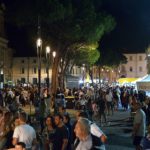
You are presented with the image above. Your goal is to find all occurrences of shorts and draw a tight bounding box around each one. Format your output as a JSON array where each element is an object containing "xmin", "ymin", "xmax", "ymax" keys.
[{"xmin": 133, "ymin": 136, "xmax": 143, "ymax": 146}]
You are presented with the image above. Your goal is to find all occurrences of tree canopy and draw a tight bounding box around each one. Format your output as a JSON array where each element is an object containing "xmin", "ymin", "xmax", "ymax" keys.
[
  {"xmin": 4, "ymin": 0, "xmax": 116, "ymax": 91},
  {"xmin": 4, "ymin": 0, "xmax": 115, "ymax": 58}
]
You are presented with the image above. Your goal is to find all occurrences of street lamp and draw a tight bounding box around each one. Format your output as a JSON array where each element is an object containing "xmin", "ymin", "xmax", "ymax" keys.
[
  {"xmin": 36, "ymin": 38, "xmax": 42, "ymax": 98},
  {"xmin": 46, "ymin": 46, "xmax": 51, "ymax": 90},
  {"xmin": 82, "ymin": 64, "xmax": 85, "ymax": 86},
  {"xmin": 52, "ymin": 51, "xmax": 56, "ymax": 59}
]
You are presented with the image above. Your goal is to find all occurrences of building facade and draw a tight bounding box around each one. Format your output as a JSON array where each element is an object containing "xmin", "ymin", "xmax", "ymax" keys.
[
  {"xmin": 119, "ymin": 53, "xmax": 147, "ymax": 78},
  {"xmin": 12, "ymin": 57, "xmax": 52, "ymax": 84},
  {"xmin": 12, "ymin": 57, "xmax": 84, "ymax": 85},
  {"xmin": 0, "ymin": 4, "xmax": 13, "ymax": 86}
]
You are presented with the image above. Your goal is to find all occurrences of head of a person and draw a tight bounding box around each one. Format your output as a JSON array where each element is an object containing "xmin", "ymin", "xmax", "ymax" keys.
[
  {"xmin": 45, "ymin": 115, "xmax": 55, "ymax": 128},
  {"xmin": 75, "ymin": 110, "xmax": 81, "ymax": 120},
  {"xmin": 15, "ymin": 142, "xmax": 26, "ymax": 150},
  {"xmin": 63, "ymin": 114, "xmax": 70, "ymax": 124},
  {"xmin": 74, "ymin": 118, "xmax": 90, "ymax": 140},
  {"xmin": 13, "ymin": 116, "xmax": 20, "ymax": 127},
  {"xmin": 78, "ymin": 111, "xmax": 89, "ymax": 119},
  {"xmin": 58, "ymin": 106, "xmax": 66, "ymax": 113},
  {"xmin": 19, "ymin": 112, "xmax": 28, "ymax": 123},
  {"xmin": 133, "ymin": 102, "xmax": 142, "ymax": 111},
  {"xmin": 4, "ymin": 111, "xmax": 13, "ymax": 122},
  {"xmin": 54, "ymin": 113, "xmax": 63, "ymax": 126}
]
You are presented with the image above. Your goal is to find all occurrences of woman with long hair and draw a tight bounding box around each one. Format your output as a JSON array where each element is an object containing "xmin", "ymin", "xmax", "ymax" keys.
[{"xmin": 42, "ymin": 115, "xmax": 56, "ymax": 150}]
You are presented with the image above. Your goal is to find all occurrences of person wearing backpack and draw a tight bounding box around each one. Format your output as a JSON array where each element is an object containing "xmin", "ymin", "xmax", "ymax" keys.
[
  {"xmin": 74, "ymin": 111, "xmax": 107, "ymax": 150},
  {"xmin": 74, "ymin": 118, "xmax": 103, "ymax": 150}
]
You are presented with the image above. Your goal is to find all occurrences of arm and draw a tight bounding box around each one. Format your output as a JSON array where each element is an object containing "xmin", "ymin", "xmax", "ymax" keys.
[
  {"xmin": 133, "ymin": 112, "xmax": 141, "ymax": 136},
  {"xmin": 12, "ymin": 137, "xmax": 18, "ymax": 146},
  {"xmin": 12, "ymin": 127, "xmax": 19, "ymax": 146},
  {"xmin": 61, "ymin": 138, "xmax": 68, "ymax": 150},
  {"xmin": 133, "ymin": 123, "xmax": 140, "ymax": 136},
  {"xmin": 91, "ymin": 123, "xmax": 107, "ymax": 143},
  {"xmin": 100, "ymin": 134, "xmax": 107, "ymax": 143}
]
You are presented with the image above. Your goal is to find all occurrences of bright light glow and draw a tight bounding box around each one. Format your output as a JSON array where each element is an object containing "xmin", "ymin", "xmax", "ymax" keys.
[
  {"xmin": 36, "ymin": 38, "xmax": 42, "ymax": 47},
  {"xmin": 101, "ymin": 69, "xmax": 104, "ymax": 72},
  {"xmin": 53, "ymin": 51, "xmax": 56, "ymax": 58},
  {"xmin": 79, "ymin": 80, "xmax": 83, "ymax": 84},
  {"xmin": 82, "ymin": 67, "xmax": 85, "ymax": 71},
  {"xmin": 0, "ymin": 70, "xmax": 3, "ymax": 74},
  {"xmin": 46, "ymin": 46, "xmax": 50, "ymax": 54}
]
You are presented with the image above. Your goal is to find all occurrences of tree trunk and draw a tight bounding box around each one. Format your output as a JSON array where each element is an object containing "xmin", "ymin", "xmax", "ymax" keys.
[{"xmin": 51, "ymin": 56, "xmax": 59, "ymax": 96}]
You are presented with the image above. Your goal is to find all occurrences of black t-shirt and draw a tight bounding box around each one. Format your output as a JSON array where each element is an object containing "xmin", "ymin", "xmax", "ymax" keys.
[{"xmin": 53, "ymin": 125, "xmax": 69, "ymax": 150}]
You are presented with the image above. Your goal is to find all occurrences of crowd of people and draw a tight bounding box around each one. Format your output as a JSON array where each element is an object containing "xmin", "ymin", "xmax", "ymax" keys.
[{"xmin": 0, "ymin": 84, "xmax": 149, "ymax": 149}]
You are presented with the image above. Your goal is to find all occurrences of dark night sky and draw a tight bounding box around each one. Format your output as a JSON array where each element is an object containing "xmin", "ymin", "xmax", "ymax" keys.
[
  {"xmin": 3, "ymin": 0, "xmax": 150, "ymax": 55},
  {"xmin": 100, "ymin": 0, "xmax": 150, "ymax": 53}
]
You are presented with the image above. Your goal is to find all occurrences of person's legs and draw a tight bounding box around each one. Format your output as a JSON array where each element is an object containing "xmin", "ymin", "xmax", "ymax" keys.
[{"xmin": 133, "ymin": 136, "xmax": 143, "ymax": 150}]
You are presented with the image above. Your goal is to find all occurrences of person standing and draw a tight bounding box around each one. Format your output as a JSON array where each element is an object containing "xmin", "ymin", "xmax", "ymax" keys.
[
  {"xmin": 53, "ymin": 113, "xmax": 69, "ymax": 150},
  {"xmin": 12, "ymin": 112, "xmax": 37, "ymax": 150},
  {"xmin": 132, "ymin": 102, "xmax": 146, "ymax": 150}
]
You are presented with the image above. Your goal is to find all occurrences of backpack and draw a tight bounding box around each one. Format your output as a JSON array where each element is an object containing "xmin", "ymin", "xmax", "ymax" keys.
[
  {"xmin": 91, "ymin": 134, "xmax": 103, "ymax": 150},
  {"xmin": 74, "ymin": 134, "xmax": 103, "ymax": 150}
]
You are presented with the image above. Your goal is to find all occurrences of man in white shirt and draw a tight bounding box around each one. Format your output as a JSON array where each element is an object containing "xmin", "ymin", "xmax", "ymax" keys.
[
  {"xmin": 105, "ymin": 90, "xmax": 114, "ymax": 115},
  {"xmin": 12, "ymin": 112, "xmax": 37, "ymax": 150},
  {"xmin": 132, "ymin": 102, "xmax": 146, "ymax": 150}
]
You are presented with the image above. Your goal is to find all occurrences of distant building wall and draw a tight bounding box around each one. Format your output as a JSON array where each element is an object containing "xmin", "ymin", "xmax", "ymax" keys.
[
  {"xmin": 0, "ymin": 5, "xmax": 13, "ymax": 85},
  {"xmin": 120, "ymin": 53, "xmax": 147, "ymax": 78}
]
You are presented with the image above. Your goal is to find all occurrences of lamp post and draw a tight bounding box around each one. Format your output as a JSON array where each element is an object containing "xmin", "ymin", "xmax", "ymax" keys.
[
  {"xmin": 46, "ymin": 46, "xmax": 51, "ymax": 90},
  {"xmin": 52, "ymin": 51, "xmax": 56, "ymax": 59},
  {"xmin": 36, "ymin": 38, "xmax": 42, "ymax": 99},
  {"xmin": 82, "ymin": 64, "xmax": 85, "ymax": 86}
]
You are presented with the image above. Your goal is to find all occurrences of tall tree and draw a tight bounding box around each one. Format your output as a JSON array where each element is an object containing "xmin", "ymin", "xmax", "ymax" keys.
[{"xmin": 4, "ymin": 0, "xmax": 115, "ymax": 94}]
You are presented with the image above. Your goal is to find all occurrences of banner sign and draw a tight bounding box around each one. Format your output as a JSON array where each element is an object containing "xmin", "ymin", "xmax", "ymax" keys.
[{"xmin": 137, "ymin": 82, "xmax": 150, "ymax": 91}]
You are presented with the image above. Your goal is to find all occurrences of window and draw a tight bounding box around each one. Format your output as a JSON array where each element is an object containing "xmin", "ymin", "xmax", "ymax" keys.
[
  {"xmin": 121, "ymin": 65, "xmax": 126, "ymax": 72},
  {"xmin": 139, "ymin": 66, "xmax": 142, "ymax": 72},
  {"xmin": 33, "ymin": 67, "xmax": 37, "ymax": 74},
  {"xmin": 21, "ymin": 78, "xmax": 25, "ymax": 83},
  {"xmin": 21, "ymin": 60, "xmax": 25, "ymax": 63},
  {"xmin": 139, "ymin": 56, "xmax": 142, "ymax": 61},
  {"xmin": 33, "ymin": 78, "xmax": 37, "ymax": 84},
  {"xmin": 129, "ymin": 56, "xmax": 132, "ymax": 61},
  {"xmin": 129, "ymin": 67, "xmax": 133, "ymax": 72},
  {"xmin": 21, "ymin": 68, "xmax": 25, "ymax": 74}
]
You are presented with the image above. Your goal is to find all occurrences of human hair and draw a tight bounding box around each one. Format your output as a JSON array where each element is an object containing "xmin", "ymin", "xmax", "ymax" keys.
[
  {"xmin": 16, "ymin": 142, "xmax": 26, "ymax": 148},
  {"xmin": 78, "ymin": 118, "xmax": 90, "ymax": 135},
  {"xmin": 63, "ymin": 113, "xmax": 70, "ymax": 123},
  {"xmin": 46, "ymin": 115, "xmax": 56, "ymax": 128},
  {"xmin": 19, "ymin": 112, "xmax": 28, "ymax": 122},
  {"xmin": 55, "ymin": 113, "xmax": 63, "ymax": 120},
  {"xmin": 78, "ymin": 111, "xmax": 89, "ymax": 119}
]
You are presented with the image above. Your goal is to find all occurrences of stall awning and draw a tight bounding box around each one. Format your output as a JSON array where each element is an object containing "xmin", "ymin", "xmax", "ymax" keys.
[{"xmin": 117, "ymin": 78, "xmax": 139, "ymax": 84}]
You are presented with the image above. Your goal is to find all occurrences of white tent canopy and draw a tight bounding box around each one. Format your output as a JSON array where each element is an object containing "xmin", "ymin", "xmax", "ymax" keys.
[{"xmin": 136, "ymin": 75, "xmax": 150, "ymax": 91}]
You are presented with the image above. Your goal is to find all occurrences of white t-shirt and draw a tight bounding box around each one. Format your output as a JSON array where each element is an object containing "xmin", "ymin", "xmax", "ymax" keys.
[
  {"xmin": 133, "ymin": 109, "xmax": 146, "ymax": 137},
  {"xmin": 13, "ymin": 124, "xmax": 36, "ymax": 148},
  {"xmin": 90, "ymin": 122, "xmax": 103, "ymax": 138}
]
